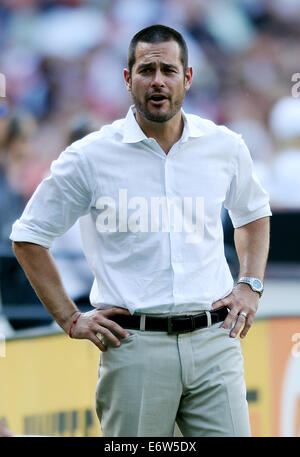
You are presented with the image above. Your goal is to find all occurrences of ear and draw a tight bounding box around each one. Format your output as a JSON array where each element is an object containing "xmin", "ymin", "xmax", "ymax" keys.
[
  {"xmin": 184, "ymin": 67, "xmax": 193, "ymax": 91},
  {"xmin": 124, "ymin": 69, "xmax": 132, "ymax": 92}
]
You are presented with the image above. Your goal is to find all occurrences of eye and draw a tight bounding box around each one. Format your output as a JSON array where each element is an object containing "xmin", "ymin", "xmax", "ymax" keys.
[{"xmin": 164, "ymin": 68, "xmax": 177, "ymax": 74}]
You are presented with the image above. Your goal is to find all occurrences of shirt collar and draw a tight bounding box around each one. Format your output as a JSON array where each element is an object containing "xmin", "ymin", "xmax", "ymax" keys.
[
  {"xmin": 122, "ymin": 106, "xmax": 148, "ymax": 143},
  {"xmin": 122, "ymin": 105, "xmax": 205, "ymax": 144},
  {"xmin": 180, "ymin": 109, "xmax": 206, "ymax": 142}
]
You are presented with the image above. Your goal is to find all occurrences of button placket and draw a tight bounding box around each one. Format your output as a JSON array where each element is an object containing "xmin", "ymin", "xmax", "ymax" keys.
[{"xmin": 164, "ymin": 152, "xmax": 184, "ymax": 303}]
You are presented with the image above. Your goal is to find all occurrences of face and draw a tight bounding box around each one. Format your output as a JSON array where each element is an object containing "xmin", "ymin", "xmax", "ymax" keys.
[{"xmin": 124, "ymin": 41, "xmax": 192, "ymax": 123}]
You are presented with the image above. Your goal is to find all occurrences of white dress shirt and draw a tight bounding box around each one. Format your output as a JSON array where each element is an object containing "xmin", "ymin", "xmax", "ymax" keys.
[{"xmin": 10, "ymin": 106, "xmax": 271, "ymax": 315}]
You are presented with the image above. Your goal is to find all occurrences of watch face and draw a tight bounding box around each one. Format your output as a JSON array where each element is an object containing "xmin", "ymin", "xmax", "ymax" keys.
[{"xmin": 253, "ymin": 279, "xmax": 262, "ymax": 290}]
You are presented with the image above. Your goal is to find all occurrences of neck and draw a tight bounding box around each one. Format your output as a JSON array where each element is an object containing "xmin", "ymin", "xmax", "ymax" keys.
[{"xmin": 134, "ymin": 108, "xmax": 183, "ymax": 154}]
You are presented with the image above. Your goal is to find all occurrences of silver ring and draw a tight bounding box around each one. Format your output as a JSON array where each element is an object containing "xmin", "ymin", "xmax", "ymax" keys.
[
  {"xmin": 96, "ymin": 332, "xmax": 104, "ymax": 342},
  {"xmin": 239, "ymin": 311, "xmax": 248, "ymax": 318}
]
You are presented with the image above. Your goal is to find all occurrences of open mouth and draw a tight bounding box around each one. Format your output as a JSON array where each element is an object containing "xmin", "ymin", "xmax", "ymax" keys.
[{"xmin": 148, "ymin": 94, "xmax": 168, "ymax": 105}]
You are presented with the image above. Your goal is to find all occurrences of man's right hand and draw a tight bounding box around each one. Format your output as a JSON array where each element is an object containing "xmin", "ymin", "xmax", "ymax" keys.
[
  {"xmin": 68, "ymin": 307, "xmax": 132, "ymax": 352},
  {"xmin": 12, "ymin": 242, "xmax": 132, "ymax": 352}
]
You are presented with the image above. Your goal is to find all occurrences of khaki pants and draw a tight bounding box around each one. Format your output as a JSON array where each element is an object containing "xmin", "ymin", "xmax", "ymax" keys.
[{"xmin": 95, "ymin": 321, "xmax": 251, "ymax": 437}]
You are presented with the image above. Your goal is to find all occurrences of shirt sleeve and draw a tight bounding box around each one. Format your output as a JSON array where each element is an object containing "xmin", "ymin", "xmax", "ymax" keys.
[
  {"xmin": 224, "ymin": 136, "xmax": 272, "ymax": 228},
  {"xmin": 10, "ymin": 145, "xmax": 93, "ymax": 248}
]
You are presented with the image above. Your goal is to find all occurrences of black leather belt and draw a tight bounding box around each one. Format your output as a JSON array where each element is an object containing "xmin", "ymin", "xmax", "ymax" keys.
[{"xmin": 110, "ymin": 306, "xmax": 228, "ymax": 335}]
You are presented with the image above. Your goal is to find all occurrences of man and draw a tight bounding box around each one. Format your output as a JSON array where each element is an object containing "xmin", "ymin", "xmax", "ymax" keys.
[{"xmin": 10, "ymin": 25, "xmax": 271, "ymax": 437}]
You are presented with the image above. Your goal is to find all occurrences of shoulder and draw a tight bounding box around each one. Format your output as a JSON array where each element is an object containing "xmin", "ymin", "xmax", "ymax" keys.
[
  {"xmin": 186, "ymin": 113, "xmax": 241, "ymax": 142},
  {"xmin": 69, "ymin": 118, "xmax": 126, "ymax": 153}
]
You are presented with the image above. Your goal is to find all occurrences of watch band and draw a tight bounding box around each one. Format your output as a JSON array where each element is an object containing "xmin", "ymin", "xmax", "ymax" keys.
[{"xmin": 237, "ymin": 276, "xmax": 264, "ymax": 297}]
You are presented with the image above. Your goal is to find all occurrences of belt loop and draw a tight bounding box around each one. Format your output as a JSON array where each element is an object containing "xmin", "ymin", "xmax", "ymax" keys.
[
  {"xmin": 205, "ymin": 311, "xmax": 212, "ymax": 327},
  {"xmin": 140, "ymin": 315, "xmax": 146, "ymax": 331}
]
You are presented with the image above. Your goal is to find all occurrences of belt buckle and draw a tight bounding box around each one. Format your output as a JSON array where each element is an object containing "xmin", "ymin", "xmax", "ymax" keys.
[
  {"xmin": 167, "ymin": 315, "xmax": 195, "ymax": 334},
  {"xmin": 167, "ymin": 316, "xmax": 175, "ymax": 335},
  {"xmin": 190, "ymin": 315, "xmax": 196, "ymax": 332}
]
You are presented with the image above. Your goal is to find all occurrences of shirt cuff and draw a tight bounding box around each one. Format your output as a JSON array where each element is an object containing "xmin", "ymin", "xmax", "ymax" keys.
[
  {"xmin": 229, "ymin": 206, "xmax": 272, "ymax": 229},
  {"xmin": 10, "ymin": 221, "xmax": 54, "ymax": 249}
]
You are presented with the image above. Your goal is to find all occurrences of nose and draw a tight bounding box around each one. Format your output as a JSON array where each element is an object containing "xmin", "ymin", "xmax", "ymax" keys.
[{"xmin": 151, "ymin": 69, "xmax": 165, "ymax": 88}]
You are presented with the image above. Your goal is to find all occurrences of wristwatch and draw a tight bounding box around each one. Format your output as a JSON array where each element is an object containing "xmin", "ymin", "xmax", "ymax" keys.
[{"xmin": 237, "ymin": 277, "xmax": 264, "ymax": 297}]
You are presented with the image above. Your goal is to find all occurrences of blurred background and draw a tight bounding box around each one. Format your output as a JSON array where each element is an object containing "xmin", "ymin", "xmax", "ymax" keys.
[{"xmin": 0, "ymin": 0, "xmax": 300, "ymax": 437}]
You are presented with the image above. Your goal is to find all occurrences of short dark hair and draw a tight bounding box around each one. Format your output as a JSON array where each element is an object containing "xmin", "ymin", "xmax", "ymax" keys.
[{"xmin": 128, "ymin": 24, "xmax": 188, "ymax": 75}]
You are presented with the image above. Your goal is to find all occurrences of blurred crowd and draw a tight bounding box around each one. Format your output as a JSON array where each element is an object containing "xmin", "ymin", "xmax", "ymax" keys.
[{"xmin": 1, "ymin": 0, "xmax": 300, "ymax": 308}]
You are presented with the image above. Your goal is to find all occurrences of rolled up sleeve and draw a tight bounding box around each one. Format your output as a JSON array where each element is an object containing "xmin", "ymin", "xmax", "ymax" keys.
[
  {"xmin": 224, "ymin": 136, "xmax": 272, "ymax": 228},
  {"xmin": 10, "ymin": 146, "xmax": 92, "ymax": 248}
]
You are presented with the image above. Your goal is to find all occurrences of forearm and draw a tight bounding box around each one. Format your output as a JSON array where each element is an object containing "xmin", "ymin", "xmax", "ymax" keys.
[
  {"xmin": 234, "ymin": 216, "xmax": 270, "ymax": 281},
  {"xmin": 12, "ymin": 241, "xmax": 80, "ymax": 332}
]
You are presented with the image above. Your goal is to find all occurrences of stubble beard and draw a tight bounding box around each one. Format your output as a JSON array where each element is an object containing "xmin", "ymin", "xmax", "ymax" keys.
[{"xmin": 131, "ymin": 92, "xmax": 184, "ymax": 123}]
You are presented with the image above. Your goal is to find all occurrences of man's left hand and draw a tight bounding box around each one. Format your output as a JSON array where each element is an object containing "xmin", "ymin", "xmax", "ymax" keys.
[{"xmin": 211, "ymin": 283, "xmax": 260, "ymax": 339}]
